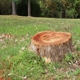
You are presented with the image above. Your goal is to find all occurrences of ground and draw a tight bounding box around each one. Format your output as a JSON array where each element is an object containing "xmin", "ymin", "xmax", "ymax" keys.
[{"xmin": 0, "ymin": 15, "xmax": 80, "ymax": 80}]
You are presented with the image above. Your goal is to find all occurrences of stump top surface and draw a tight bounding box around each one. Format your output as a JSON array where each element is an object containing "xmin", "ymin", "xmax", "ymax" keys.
[{"xmin": 32, "ymin": 31, "xmax": 71, "ymax": 46}]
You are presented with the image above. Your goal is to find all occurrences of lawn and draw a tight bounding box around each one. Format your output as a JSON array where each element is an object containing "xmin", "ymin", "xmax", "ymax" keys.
[{"xmin": 0, "ymin": 15, "xmax": 80, "ymax": 80}]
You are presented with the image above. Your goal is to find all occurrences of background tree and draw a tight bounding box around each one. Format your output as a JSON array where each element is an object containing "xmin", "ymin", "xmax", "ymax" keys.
[
  {"xmin": 0, "ymin": 0, "xmax": 11, "ymax": 15},
  {"xmin": 17, "ymin": 0, "xmax": 41, "ymax": 16},
  {"xmin": 28, "ymin": 0, "xmax": 31, "ymax": 16},
  {"xmin": 62, "ymin": 0, "xmax": 78, "ymax": 18},
  {"xmin": 74, "ymin": 0, "xmax": 80, "ymax": 18},
  {"xmin": 12, "ymin": 0, "xmax": 17, "ymax": 15},
  {"xmin": 0, "ymin": 0, "xmax": 80, "ymax": 18},
  {"xmin": 38, "ymin": 0, "xmax": 63, "ymax": 17}
]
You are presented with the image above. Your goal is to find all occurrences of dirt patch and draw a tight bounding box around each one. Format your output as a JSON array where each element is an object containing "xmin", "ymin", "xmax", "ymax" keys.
[{"xmin": 0, "ymin": 34, "xmax": 14, "ymax": 40}]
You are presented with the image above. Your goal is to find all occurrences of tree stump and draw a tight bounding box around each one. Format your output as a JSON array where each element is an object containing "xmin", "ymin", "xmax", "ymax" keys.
[{"xmin": 30, "ymin": 31, "xmax": 74, "ymax": 62}]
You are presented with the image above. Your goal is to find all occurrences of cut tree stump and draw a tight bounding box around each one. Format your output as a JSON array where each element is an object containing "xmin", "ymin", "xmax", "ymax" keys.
[{"xmin": 30, "ymin": 31, "xmax": 74, "ymax": 62}]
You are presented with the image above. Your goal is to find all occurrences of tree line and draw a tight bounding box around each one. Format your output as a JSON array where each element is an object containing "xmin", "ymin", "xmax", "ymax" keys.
[{"xmin": 0, "ymin": 0, "xmax": 80, "ymax": 18}]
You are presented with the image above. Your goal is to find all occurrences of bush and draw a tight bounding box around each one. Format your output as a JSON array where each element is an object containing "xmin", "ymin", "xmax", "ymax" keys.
[{"xmin": 66, "ymin": 8, "xmax": 78, "ymax": 18}]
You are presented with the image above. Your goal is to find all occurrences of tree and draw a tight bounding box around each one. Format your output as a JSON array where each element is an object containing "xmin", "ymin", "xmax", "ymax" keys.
[
  {"xmin": 12, "ymin": 0, "xmax": 17, "ymax": 15},
  {"xmin": 28, "ymin": 0, "xmax": 31, "ymax": 16},
  {"xmin": 0, "ymin": 0, "xmax": 11, "ymax": 15},
  {"xmin": 38, "ymin": 0, "xmax": 79, "ymax": 18},
  {"xmin": 38, "ymin": 0, "xmax": 61, "ymax": 17},
  {"xmin": 74, "ymin": 0, "xmax": 80, "ymax": 18}
]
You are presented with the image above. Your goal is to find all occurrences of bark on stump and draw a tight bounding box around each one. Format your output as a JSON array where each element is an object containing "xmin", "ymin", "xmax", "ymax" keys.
[{"xmin": 30, "ymin": 31, "xmax": 74, "ymax": 62}]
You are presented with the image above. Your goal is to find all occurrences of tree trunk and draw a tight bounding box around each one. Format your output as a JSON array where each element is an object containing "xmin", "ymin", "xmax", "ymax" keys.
[
  {"xmin": 28, "ymin": 0, "xmax": 31, "ymax": 16},
  {"xmin": 12, "ymin": 1, "xmax": 16, "ymax": 15},
  {"xmin": 62, "ymin": 9, "xmax": 65, "ymax": 18},
  {"xmin": 30, "ymin": 31, "xmax": 74, "ymax": 62}
]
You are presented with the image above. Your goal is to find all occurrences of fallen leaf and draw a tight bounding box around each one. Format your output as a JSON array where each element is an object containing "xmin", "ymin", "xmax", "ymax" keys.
[{"xmin": 43, "ymin": 57, "xmax": 51, "ymax": 64}]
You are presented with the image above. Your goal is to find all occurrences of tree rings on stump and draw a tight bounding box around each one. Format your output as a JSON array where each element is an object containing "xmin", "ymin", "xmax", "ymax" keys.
[{"xmin": 30, "ymin": 31, "xmax": 74, "ymax": 62}]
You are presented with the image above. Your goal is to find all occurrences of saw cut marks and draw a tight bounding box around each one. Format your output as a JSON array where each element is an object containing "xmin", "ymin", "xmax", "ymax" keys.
[{"xmin": 32, "ymin": 31, "xmax": 71, "ymax": 45}]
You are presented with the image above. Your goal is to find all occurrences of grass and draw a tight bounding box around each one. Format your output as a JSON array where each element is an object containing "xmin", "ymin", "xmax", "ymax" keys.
[{"xmin": 0, "ymin": 15, "xmax": 80, "ymax": 80}]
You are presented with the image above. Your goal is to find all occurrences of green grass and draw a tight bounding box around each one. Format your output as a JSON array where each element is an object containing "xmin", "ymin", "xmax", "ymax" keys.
[{"xmin": 0, "ymin": 15, "xmax": 80, "ymax": 80}]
